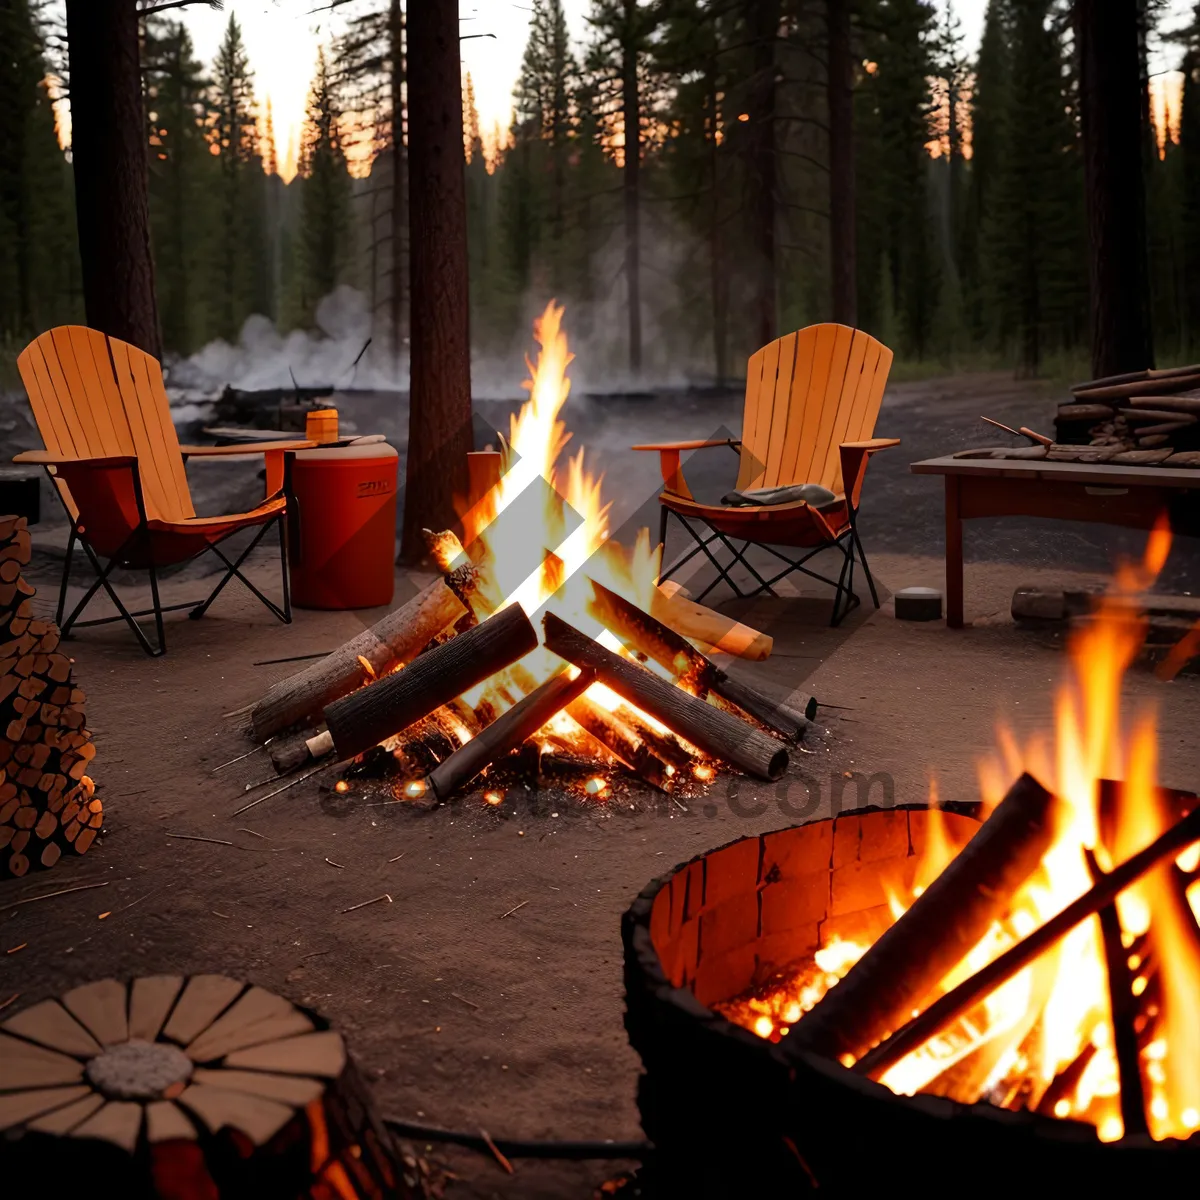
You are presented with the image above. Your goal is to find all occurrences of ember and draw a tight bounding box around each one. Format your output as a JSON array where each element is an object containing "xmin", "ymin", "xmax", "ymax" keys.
[{"xmin": 714, "ymin": 519, "xmax": 1200, "ymax": 1144}]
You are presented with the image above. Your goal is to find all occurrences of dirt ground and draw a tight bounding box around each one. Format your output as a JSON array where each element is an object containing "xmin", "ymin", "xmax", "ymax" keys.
[{"xmin": 4, "ymin": 372, "xmax": 1200, "ymax": 1198}]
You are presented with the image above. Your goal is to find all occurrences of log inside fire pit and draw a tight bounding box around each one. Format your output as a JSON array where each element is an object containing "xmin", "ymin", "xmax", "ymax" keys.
[{"xmin": 623, "ymin": 805, "xmax": 1200, "ymax": 1195}]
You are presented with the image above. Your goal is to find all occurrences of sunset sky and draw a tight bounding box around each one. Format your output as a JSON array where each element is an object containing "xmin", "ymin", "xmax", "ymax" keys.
[{"xmin": 172, "ymin": 0, "xmax": 1190, "ymax": 181}]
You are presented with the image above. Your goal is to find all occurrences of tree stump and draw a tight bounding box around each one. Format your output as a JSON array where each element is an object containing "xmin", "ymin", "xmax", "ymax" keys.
[
  {"xmin": 0, "ymin": 516, "xmax": 100, "ymax": 877},
  {"xmin": 0, "ymin": 975, "xmax": 431, "ymax": 1198}
]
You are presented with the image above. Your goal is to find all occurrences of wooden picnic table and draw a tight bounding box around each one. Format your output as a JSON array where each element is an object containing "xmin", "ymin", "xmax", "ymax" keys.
[{"xmin": 910, "ymin": 455, "xmax": 1200, "ymax": 628}]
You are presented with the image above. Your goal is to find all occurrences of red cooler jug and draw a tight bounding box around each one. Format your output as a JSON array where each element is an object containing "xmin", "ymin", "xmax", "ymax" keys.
[{"xmin": 288, "ymin": 443, "xmax": 398, "ymax": 609}]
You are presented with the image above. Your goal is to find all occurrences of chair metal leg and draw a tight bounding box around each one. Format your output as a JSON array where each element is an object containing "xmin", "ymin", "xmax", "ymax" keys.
[
  {"xmin": 849, "ymin": 508, "xmax": 881, "ymax": 609},
  {"xmin": 657, "ymin": 504, "xmax": 669, "ymax": 563},
  {"xmin": 146, "ymin": 557, "xmax": 166, "ymax": 656},
  {"xmin": 277, "ymin": 512, "xmax": 292, "ymax": 623},
  {"xmin": 56, "ymin": 528, "xmax": 76, "ymax": 629},
  {"xmin": 190, "ymin": 520, "xmax": 289, "ymax": 623}
]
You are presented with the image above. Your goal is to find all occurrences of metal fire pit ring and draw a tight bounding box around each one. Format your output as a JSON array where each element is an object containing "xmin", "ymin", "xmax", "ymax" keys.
[{"xmin": 622, "ymin": 803, "xmax": 1200, "ymax": 1195}]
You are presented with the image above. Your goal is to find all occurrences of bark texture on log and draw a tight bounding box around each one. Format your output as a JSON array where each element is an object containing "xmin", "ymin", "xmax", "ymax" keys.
[
  {"xmin": 63, "ymin": 0, "xmax": 160, "ymax": 357},
  {"xmin": 427, "ymin": 669, "xmax": 596, "ymax": 799},
  {"xmin": 566, "ymin": 697, "xmax": 675, "ymax": 793},
  {"xmin": 543, "ymin": 613, "xmax": 787, "ymax": 780},
  {"xmin": 251, "ymin": 572, "xmax": 471, "ymax": 740},
  {"xmin": 789, "ymin": 774, "xmax": 1059, "ymax": 1064},
  {"xmin": 400, "ymin": 0, "xmax": 473, "ymax": 562},
  {"xmin": 588, "ymin": 579, "xmax": 812, "ymax": 741},
  {"xmin": 325, "ymin": 604, "xmax": 538, "ymax": 761},
  {"xmin": 1075, "ymin": 0, "xmax": 1154, "ymax": 378},
  {"xmin": 0, "ymin": 518, "xmax": 99, "ymax": 877},
  {"xmin": 0, "ymin": 975, "xmax": 432, "ymax": 1198}
]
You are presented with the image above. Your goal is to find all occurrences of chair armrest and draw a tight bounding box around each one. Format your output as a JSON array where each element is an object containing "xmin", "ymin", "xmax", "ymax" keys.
[
  {"xmin": 839, "ymin": 438, "xmax": 900, "ymax": 509},
  {"xmin": 631, "ymin": 438, "xmax": 740, "ymax": 452},
  {"xmin": 633, "ymin": 439, "xmax": 740, "ymax": 500},
  {"xmin": 178, "ymin": 440, "xmax": 316, "ymax": 456},
  {"xmin": 14, "ymin": 450, "xmax": 137, "ymax": 469}
]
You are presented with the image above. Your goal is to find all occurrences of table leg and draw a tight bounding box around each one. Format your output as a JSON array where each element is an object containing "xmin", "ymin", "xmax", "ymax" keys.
[{"xmin": 945, "ymin": 474, "xmax": 964, "ymax": 628}]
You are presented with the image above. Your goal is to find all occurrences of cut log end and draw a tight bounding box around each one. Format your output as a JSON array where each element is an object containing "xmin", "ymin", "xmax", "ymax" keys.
[{"xmin": 0, "ymin": 974, "xmax": 429, "ymax": 1197}]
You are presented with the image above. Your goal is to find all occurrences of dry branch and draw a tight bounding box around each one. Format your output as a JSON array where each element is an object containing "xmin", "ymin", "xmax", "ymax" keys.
[
  {"xmin": 250, "ymin": 564, "xmax": 476, "ymax": 740},
  {"xmin": 325, "ymin": 604, "xmax": 538, "ymax": 762},
  {"xmin": 789, "ymin": 774, "xmax": 1060, "ymax": 1064},
  {"xmin": 588, "ymin": 579, "xmax": 813, "ymax": 741},
  {"xmin": 542, "ymin": 613, "xmax": 787, "ymax": 780}
]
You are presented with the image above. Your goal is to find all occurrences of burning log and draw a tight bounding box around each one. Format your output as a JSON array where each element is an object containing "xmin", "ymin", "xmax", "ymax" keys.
[
  {"xmin": 853, "ymin": 798, "xmax": 1200, "ymax": 1080},
  {"xmin": 788, "ymin": 774, "xmax": 1060, "ymax": 1064},
  {"xmin": 542, "ymin": 613, "xmax": 788, "ymax": 781},
  {"xmin": 566, "ymin": 697, "xmax": 676, "ymax": 793},
  {"xmin": 426, "ymin": 668, "xmax": 597, "ymax": 800},
  {"xmin": 250, "ymin": 565, "xmax": 476, "ymax": 740},
  {"xmin": 1034, "ymin": 1041, "xmax": 1098, "ymax": 1117},
  {"xmin": 652, "ymin": 582, "xmax": 772, "ymax": 661},
  {"xmin": 268, "ymin": 729, "xmax": 335, "ymax": 774},
  {"xmin": 325, "ymin": 603, "xmax": 538, "ymax": 762},
  {"xmin": 0, "ymin": 517, "xmax": 100, "ymax": 876},
  {"xmin": 1084, "ymin": 847, "xmax": 1149, "ymax": 1137},
  {"xmin": 588, "ymin": 579, "xmax": 814, "ymax": 741}
]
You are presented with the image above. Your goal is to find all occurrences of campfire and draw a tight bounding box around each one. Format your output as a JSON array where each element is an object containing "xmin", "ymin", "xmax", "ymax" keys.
[
  {"xmin": 242, "ymin": 303, "xmax": 812, "ymax": 806},
  {"xmin": 709, "ymin": 519, "xmax": 1200, "ymax": 1144}
]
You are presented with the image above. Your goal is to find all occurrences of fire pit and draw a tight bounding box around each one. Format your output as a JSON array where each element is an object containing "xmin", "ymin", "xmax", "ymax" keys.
[
  {"xmin": 624, "ymin": 527, "xmax": 1200, "ymax": 1193},
  {"xmin": 240, "ymin": 303, "xmax": 813, "ymax": 807}
]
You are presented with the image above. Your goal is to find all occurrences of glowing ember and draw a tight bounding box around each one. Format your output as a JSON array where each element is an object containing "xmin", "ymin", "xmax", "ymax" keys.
[
  {"xmin": 721, "ymin": 519, "xmax": 1200, "ymax": 1142},
  {"xmin": 334, "ymin": 780, "xmax": 349, "ymax": 794},
  {"xmin": 403, "ymin": 779, "xmax": 427, "ymax": 800},
  {"xmin": 484, "ymin": 790, "xmax": 504, "ymax": 806},
  {"xmin": 585, "ymin": 776, "xmax": 608, "ymax": 796},
  {"xmin": 693, "ymin": 763, "xmax": 716, "ymax": 782}
]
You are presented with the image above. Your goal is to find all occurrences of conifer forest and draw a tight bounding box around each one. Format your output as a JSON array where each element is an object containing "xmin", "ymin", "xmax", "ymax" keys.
[{"xmin": 2, "ymin": 0, "xmax": 1199, "ymax": 386}]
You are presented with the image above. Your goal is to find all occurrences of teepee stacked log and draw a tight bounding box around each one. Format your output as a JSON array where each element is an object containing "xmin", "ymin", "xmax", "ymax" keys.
[
  {"xmin": 0, "ymin": 516, "xmax": 99, "ymax": 877},
  {"xmin": 0, "ymin": 975, "xmax": 432, "ymax": 1198}
]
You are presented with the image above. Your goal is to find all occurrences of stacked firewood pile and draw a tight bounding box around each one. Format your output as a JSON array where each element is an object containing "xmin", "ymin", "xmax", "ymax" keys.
[
  {"xmin": 240, "ymin": 530, "xmax": 810, "ymax": 800},
  {"xmin": 1052, "ymin": 363, "xmax": 1200, "ymax": 466},
  {"xmin": 0, "ymin": 516, "xmax": 99, "ymax": 876}
]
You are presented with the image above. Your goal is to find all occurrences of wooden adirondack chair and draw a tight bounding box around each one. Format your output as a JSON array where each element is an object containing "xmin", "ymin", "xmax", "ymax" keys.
[
  {"xmin": 633, "ymin": 323, "xmax": 898, "ymax": 625},
  {"xmin": 13, "ymin": 326, "xmax": 315, "ymax": 655}
]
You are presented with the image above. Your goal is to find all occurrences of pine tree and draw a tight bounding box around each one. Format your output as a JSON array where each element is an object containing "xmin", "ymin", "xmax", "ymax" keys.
[
  {"xmin": 1180, "ymin": 8, "xmax": 1200, "ymax": 353},
  {"xmin": 209, "ymin": 14, "xmax": 268, "ymax": 340},
  {"xmin": 857, "ymin": 0, "xmax": 940, "ymax": 359},
  {"xmin": 585, "ymin": 0, "xmax": 656, "ymax": 372},
  {"xmin": 514, "ymin": 0, "xmax": 576, "ymax": 296},
  {"xmin": 292, "ymin": 47, "xmax": 351, "ymax": 325},
  {"xmin": 144, "ymin": 17, "xmax": 213, "ymax": 354},
  {"xmin": 0, "ymin": 0, "xmax": 80, "ymax": 344},
  {"xmin": 986, "ymin": 0, "xmax": 1086, "ymax": 374}
]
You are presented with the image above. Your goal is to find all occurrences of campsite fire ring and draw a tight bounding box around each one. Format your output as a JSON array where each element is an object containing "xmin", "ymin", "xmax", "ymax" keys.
[{"xmin": 622, "ymin": 803, "xmax": 1200, "ymax": 1195}]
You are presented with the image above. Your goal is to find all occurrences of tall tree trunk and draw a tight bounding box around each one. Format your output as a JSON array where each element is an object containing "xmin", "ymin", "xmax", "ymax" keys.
[
  {"xmin": 748, "ymin": 0, "xmax": 779, "ymax": 348},
  {"xmin": 707, "ymin": 64, "xmax": 728, "ymax": 384},
  {"xmin": 64, "ymin": 0, "xmax": 159, "ymax": 356},
  {"xmin": 400, "ymin": 0, "xmax": 472, "ymax": 564},
  {"xmin": 826, "ymin": 0, "xmax": 857, "ymax": 327},
  {"xmin": 622, "ymin": 0, "xmax": 642, "ymax": 375},
  {"xmin": 390, "ymin": 0, "xmax": 407, "ymax": 365},
  {"xmin": 1075, "ymin": 0, "xmax": 1154, "ymax": 377}
]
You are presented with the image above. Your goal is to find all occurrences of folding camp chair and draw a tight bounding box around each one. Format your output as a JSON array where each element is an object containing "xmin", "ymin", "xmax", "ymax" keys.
[
  {"xmin": 634, "ymin": 323, "xmax": 898, "ymax": 626},
  {"xmin": 14, "ymin": 326, "xmax": 314, "ymax": 655}
]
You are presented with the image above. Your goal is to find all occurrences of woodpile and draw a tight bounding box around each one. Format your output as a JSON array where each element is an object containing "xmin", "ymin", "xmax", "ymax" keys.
[
  {"xmin": 1051, "ymin": 362, "xmax": 1200, "ymax": 466},
  {"xmin": 0, "ymin": 974, "xmax": 433, "ymax": 1198},
  {"xmin": 0, "ymin": 517, "xmax": 99, "ymax": 877}
]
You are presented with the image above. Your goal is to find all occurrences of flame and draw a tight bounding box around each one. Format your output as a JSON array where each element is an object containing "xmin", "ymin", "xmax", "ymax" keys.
[
  {"xmin": 727, "ymin": 515, "xmax": 1200, "ymax": 1141},
  {"xmin": 442, "ymin": 301, "xmax": 676, "ymax": 772}
]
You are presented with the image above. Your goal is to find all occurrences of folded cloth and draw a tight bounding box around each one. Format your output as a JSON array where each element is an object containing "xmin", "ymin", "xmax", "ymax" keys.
[{"xmin": 721, "ymin": 482, "xmax": 840, "ymax": 508}]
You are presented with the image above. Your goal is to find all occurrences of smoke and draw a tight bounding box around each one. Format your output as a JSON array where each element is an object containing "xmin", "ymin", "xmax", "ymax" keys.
[{"xmin": 167, "ymin": 286, "xmax": 407, "ymax": 397}]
